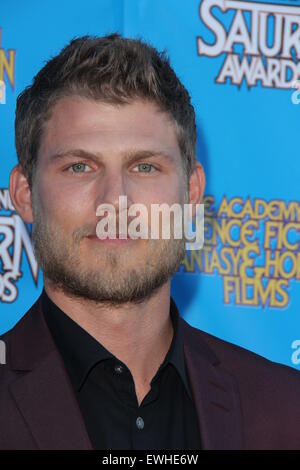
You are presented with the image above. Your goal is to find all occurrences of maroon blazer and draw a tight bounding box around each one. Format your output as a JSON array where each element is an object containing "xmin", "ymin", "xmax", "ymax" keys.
[{"xmin": 1, "ymin": 294, "xmax": 300, "ymax": 450}]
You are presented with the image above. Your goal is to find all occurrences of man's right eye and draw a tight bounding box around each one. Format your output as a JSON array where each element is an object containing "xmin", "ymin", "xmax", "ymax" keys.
[{"xmin": 66, "ymin": 162, "xmax": 92, "ymax": 174}]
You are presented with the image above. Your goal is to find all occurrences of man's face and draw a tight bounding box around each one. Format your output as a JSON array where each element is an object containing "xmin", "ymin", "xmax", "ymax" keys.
[{"xmin": 31, "ymin": 96, "xmax": 188, "ymax": 305}]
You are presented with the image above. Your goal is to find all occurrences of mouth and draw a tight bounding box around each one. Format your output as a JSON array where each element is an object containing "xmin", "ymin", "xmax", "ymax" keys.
[{"xmin": 86, "ymin": 234, "xmax": 136, "ymax": 244}]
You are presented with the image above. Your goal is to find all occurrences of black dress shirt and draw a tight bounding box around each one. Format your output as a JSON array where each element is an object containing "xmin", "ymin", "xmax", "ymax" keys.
[{"xmin": 41, "ymin": 288, "xmax": 202, "ymax": 450}]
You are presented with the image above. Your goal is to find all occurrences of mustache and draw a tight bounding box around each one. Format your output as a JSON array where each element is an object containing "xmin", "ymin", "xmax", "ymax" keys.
[
  {"xmin": 72, "ymin": 225, "xmax": 96, "ymax": 242},
  {"xmin": 72, "ymin": 216, "xmax": 150, "ymax": 243}
]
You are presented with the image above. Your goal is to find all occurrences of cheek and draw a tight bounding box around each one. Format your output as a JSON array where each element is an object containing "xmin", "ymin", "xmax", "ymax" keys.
[
  {"xmin": 131, "ymin": 182, "xmax": 184, "ymax": 233},
  {"xmin": 132, "ymin": 177, "xmax": 183, "ymax": 206},
  {"xmin": 36, "ymin": 178, "xmax": 92, "ymax": 229}
]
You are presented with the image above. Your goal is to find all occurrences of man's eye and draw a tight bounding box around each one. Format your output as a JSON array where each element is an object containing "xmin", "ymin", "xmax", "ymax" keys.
[
  {"xmin": 133, "ymin": 163, "xmax": 156, "ymax": 173},
  {"xmin": 67, "ymin": 163, "xmax": 91, "ymax": 174}
]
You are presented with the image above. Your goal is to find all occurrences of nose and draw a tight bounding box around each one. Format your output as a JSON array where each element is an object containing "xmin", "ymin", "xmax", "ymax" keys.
[{"xmin": 94, "ymin": 169, "xmax": 133, "ymax": 213}]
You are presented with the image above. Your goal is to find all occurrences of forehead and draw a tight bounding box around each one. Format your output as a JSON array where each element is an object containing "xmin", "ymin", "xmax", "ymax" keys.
[{"xmin": 38, "ymin": 96, "xmax": 181, "ymax": 159}]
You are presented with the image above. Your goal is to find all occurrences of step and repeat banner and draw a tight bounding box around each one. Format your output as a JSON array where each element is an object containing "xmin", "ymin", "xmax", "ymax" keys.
[{"xmin": 0, "ymin": 0, "xmax": 299, "ymax": 369}]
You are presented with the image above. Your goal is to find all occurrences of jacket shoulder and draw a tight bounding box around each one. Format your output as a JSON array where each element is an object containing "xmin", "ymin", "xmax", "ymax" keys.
[
  {"xmin": 0, "ymin": 295, "xmax": 45, "ymax": 370},
  {"xmin": 0, "ymin": 300, "xmax": 38, "ymax": 342},
  {"xmin": 181, "ymin": 318, "xmax": 300, "ymax": 382}
]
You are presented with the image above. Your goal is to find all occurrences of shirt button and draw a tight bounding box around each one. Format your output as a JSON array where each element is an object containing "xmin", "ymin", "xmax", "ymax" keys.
[
  {"xmin": 136, "ymin": 416, "xmax": 144, "ymax": 430},
  {"xmin": 114, "ymin": 364, "xmax": 124, "ymax": 374}
]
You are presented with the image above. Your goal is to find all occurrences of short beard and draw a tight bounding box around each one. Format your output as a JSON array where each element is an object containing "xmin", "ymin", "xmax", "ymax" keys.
[{"xmin": 31, "ymin": 190, "xmax": 187, "ymax": 307}]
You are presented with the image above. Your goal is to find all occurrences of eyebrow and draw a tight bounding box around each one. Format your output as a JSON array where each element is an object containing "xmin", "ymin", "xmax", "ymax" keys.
[{"xmin": 48, "ymin": 148, "xmax": 175, "ymax": 166}]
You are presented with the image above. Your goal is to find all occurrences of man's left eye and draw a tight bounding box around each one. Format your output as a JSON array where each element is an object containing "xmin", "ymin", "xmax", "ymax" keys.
[{"xmin": 133, "ymin": 163, "xmax": 156, "ymax": 173}]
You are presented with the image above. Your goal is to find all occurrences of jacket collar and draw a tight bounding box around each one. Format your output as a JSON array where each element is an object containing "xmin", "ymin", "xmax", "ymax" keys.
[{"xmin": 8, "ymin": 293, "xmax": 243, "ymax": 450}]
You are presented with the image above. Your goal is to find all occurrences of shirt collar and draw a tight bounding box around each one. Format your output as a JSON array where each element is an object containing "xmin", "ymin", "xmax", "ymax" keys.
[{"xmin": 41, "ymin": 288, "xmax": 192, "ymax": 399}]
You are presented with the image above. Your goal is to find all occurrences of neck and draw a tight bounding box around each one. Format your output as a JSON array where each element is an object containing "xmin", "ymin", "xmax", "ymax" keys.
[{"xmin": 44, "ymin": 278, "xmax": 174, "ymax": 402}]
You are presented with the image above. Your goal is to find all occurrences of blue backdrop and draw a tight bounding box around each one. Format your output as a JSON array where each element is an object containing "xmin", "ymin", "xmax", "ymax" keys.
[{"xmin": 1, "ymin": 0, "xmax": 299, "ymax": 369}]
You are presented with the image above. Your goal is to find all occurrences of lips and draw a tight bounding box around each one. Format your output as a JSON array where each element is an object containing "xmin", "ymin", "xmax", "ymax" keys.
[
  {"xmin": 87, "ymin": 234, "xmax": 129, "ymax": 240},
  {"xmin": 85, "ymin": 233, "xmax": 137, "ymax": 244}
]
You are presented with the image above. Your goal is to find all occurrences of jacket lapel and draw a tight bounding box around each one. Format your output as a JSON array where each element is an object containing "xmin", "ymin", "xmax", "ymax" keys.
[
  {"xmin": 8, "ymin": 296, "xmax": 93, "ymax": 450},
  {"xmin": 181, "ymin": 318, "xmax": 244, "ymax": 450}
]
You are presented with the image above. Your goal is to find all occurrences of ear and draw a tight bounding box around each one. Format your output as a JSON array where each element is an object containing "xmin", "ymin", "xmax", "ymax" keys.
[
  {"xmin": 188, "ymin": 161, "xmax": 206, "ymax": 217},
  {"xmin": 9, "ymin": 164, "xmax": 34, "ymax": 223}
]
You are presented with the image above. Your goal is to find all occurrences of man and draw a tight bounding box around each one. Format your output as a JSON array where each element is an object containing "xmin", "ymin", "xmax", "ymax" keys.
[{"xmin": 1, "ymin": 33, "xmax": 300, "ymax": 450}]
